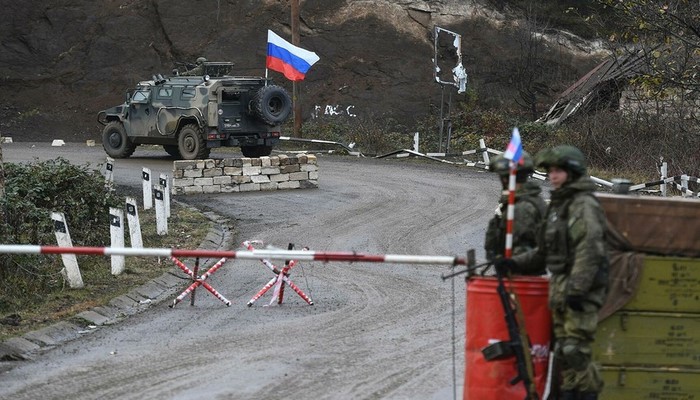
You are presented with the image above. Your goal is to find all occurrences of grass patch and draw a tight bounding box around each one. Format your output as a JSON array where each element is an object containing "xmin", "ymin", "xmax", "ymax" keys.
[
  {"xmin": 0, "ymin": 202, "xmax": 213, "ymax": 342},
  {"xmin": 0, "ymin": 158, "xmax": 216, "ymax": 339}
]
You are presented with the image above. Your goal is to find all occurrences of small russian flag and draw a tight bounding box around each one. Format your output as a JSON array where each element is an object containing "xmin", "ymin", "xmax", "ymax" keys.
[
  {"xmin": 503, "ymin": 127, "xmax": 524, "ymax": 165},
  {"xmin": 266, "ymin": 30, "xmax": 320, "ymax": 82}
]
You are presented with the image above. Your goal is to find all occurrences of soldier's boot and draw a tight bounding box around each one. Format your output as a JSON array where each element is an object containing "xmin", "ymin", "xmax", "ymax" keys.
[
  {"xmin": 578, "ymin": 392, "xmax": 597, "ymax": 400},
  {"xmin": 559, "ymin": 391, "xmax": 578, "ymax": 400}
]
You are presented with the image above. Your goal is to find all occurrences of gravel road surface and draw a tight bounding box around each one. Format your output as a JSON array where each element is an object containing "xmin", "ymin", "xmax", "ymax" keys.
[{"xmin": 1, "ymin": 143, "xmax": 500, "ymax": 399}]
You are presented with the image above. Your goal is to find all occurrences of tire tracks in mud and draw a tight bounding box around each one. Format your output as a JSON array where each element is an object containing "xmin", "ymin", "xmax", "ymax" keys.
[{"xmin": 0, "ymin": 151, "xmax": 500, "ymax": 399}]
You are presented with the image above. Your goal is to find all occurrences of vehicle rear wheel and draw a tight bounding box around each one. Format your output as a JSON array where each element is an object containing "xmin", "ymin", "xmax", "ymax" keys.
[
  {"xmin": 163, "ymin": 145, "xmax": 181, "ymax": 159},
  {"xmin": 240, "ymin": 145, "xmax": 273, "ymax": 158},
  {"xmin": 252, "ymin": 85, "xmax": 292, "ymax": 126},
  {"xmin": 177, "ymin": 124, "xmax": 210, "ymax": 160},
  {"xmin": 102, "ymin": 121, "xmax": 136, "ymax": 158}
]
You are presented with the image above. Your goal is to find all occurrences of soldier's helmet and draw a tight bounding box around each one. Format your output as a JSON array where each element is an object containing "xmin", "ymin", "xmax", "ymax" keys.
[
  {"xmin": 535, "ymin": 145, "xmax": 587, "ymax": 177},
  {"xmin": 196, "ymin": 57, "xmax": 207, "ymax": 65},
  {"xmin": 489, "ymin": 151, "xmax": 535, "ymax": 177}
]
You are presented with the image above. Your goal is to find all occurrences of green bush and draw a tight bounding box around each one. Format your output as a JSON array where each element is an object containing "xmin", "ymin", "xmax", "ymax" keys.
[{"xmin": 0, "ymin": 158, "xmax": 121, "ymax": 312}]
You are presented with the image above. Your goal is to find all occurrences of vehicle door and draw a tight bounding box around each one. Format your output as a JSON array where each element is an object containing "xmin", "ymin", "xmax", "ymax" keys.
[
  {"xmin": 123, "ymin": 88, "xmax": 155, "ymax": 138},
  {"xmin": 152, "ymin": 85, "xmax": 178, "ymax": 137}
]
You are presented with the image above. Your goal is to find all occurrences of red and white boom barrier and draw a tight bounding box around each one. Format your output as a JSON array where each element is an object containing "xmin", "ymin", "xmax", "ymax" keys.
[{"xmin": 0, "ymin": 245, "xmax": 468, "ymax": 266}]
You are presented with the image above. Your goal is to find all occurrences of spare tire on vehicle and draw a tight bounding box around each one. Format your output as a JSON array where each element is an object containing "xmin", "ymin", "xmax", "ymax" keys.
[{"xmin": 251, "ymin": 85, "xmax": 292, "ymax": 126}]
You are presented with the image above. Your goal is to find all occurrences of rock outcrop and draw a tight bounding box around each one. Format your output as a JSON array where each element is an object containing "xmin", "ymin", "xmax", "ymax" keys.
[{"xmin": 0, "ymin": 0, "xmax": 605, "ymax": 142}]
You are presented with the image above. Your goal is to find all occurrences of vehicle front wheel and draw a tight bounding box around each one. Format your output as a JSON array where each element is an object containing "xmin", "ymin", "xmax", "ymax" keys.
[
  {"xmin": 102, "ymin": 121, "xmax": 137, "ymax": 158},
  {"xmin": 177, "ymin": 124, "xmax": 210, "ymax": 160},
  {"xmin": 163, "ymin": 145, "xmax": 181, "ymax": 159}
]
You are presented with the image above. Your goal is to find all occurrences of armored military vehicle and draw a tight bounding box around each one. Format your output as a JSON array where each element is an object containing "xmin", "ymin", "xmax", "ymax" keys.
[{"xmin": 97, "ymin": 61, "xmax": 292, "ymax": 159}]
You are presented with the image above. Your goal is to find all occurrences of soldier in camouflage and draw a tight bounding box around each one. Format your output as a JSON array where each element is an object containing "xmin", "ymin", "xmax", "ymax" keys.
[
  {"xmin": 181, "ymin": 57, "xmax": 207, "ymax": 76},
  {"xmin": 497, "ymin": 145, "xmax": 609, "ymax": 400},
  {"xmin": 484, "ymin": 151, "xmax": 546, "ymax": 276}
]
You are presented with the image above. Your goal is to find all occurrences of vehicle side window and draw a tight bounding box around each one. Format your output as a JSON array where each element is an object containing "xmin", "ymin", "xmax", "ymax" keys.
[
  {"xmin": 131, "ymin": 90, "xmax": 150, "ymax": 103},
  {"xmin": 157, "ymin": 87, "xmax": 173, "ymax": 99},
  {"xmin": 181, "ymin": 88, "xmax": 196, "ymax": 99}
]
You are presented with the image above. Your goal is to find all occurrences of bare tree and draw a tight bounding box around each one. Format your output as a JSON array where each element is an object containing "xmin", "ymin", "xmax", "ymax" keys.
[
  {"xmin": 0, "ymin": 142, "xmax": 4, "ymax": 199},
  {"xmin": 596, "ymin": 0, "xmax": 700, "ymax": 175},
  {"xmin": 600, "ymin": 0, "xmax": 700, "ymax": 97},
  {"xmin": 512, "ymin": 2, "xmax": 550, "ymax": 120}
]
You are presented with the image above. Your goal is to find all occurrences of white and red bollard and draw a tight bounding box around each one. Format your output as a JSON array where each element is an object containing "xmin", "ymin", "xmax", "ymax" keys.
[{"xmin": 243, "ymin": 240, "xmax": 313, "ymax": 307}]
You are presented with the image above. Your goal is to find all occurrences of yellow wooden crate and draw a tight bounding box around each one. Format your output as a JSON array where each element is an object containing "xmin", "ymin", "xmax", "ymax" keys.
[
  {"xmin": 594, "ymin": 311, "xmax": 700, "ymax": 367},
  {"xmin": 622, "ymin": 256, "xmax": 700, "ymax": 313},
  {"xmin": 600, "ymin": 366, "xmax": 700, "ymax": 400}
]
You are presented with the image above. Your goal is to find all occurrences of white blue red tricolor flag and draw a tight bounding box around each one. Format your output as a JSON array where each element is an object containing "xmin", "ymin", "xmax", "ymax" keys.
[
  {"xmin": 266, "ymin": 30, "xmax": 320, "ymax": 81},
  {"xmin": 503, "ymin": 127, "xmax": 524, "ymax": 165},
  {"xmin": 503, "ymin": 127, "xmax": 524, "ymax": 258}
]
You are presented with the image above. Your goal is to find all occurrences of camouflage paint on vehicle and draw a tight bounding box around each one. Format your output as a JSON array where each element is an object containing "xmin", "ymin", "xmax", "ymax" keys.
[{"xmin": 97, "ymin": 61, "xmax": 292, "ymax": 160}]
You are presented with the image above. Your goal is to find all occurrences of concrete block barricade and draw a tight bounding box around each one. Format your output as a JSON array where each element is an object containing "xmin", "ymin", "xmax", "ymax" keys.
[{"xmin": 172, "ymin": 155, "xmax": 319, "ymax": 195}]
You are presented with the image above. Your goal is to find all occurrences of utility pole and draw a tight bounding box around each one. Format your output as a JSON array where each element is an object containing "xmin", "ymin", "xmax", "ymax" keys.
[
  {"xmin": 0, "ymin": 142, "xmax": 4, "ymax": 199},
  {"xmin": 291, "ymin": 0, "xmax": 302, "ymax": 137}
]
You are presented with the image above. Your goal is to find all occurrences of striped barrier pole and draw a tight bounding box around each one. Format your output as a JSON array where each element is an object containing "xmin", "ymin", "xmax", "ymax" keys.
[
  {"xmin": 169, "ymin": 256, "xmax": 230, "ymax": 307},
  {"xmin": 0, "ymin": 244, "xmax": 469, "ymax": 266},
  {"xmin": 248, "ymin": 277, "xmax": 278, "ymax": 307},
  {"xmin": 191, "ymin": 258, "xmax": 199, "ymax": 306},
  {"xmin": 242, "ymin": 241, "xmax": 313, "ymax": 306},
  {"xmin": 282, "ymin": 275, "xmax": 314, "ymax": 305},
  {"xmin": 504, "ymin": 164, "xmax": 515, "ymax": 258},
  {"xmin": 243, "ymin": 240, "xmax": 281, "ymax": 274},
  {"xmin": 629, "ymin": 175, "xmax": 699, "ymax": 197},
  {"xmin": 274, "ymin": 243, "xmax": 296, "ymax": 305},
  {"xmin": 629, "ymin": 175, "xmax": 680, "ymax": 191},
  {"xmin": 269, "ymin": 259, "xmax": 297, "ymax": 306},
  {"xmin": 279, "ymin": 136, "xmax": 363, "ymax": 156}
]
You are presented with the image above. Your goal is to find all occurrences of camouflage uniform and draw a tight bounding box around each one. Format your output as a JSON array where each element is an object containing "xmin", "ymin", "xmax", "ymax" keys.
[
  {"xmin": 484, "ymin": 180, "xmax": 546, "ymax": 264},
  {"xmin": 512, "ymin": 146, "xmax": 609, "ymax": 399},
  {"xmin": 484, "ymin": 153, "xmax": 546, "ymax": 274},
  {"xmin": 181, "ymin": 57, "xmax": 207, "ymax": 76}
]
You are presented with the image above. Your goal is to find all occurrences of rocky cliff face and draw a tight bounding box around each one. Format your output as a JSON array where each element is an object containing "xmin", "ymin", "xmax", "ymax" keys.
[{"xmin": 0, "ymin": 0, "xmax": 605, "ymax": 142}]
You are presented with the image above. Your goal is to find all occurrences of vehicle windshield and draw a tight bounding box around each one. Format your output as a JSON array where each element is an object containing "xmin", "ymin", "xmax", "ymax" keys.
[{"xmin": 131, "ymin": 90, "xmax": 150, "ymax": 103}]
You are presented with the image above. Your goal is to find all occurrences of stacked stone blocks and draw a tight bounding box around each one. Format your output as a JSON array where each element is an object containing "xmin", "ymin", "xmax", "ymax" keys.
[{"xmin": 172, "ymin": 154, "xmax": 319, "ymax": 195}]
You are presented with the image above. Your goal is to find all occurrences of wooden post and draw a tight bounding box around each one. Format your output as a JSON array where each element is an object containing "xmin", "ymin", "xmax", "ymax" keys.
[
  {"xmin": 0, "ymin": 141, "xmax": 5, "ymax": 200},
  {"xmin": 291, "ymin": 0, "xmax": 302, "ymax": 137}
]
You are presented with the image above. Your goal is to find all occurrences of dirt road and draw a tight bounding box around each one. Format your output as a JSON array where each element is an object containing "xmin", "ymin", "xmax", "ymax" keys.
[{"xmin": 1, "ymin": 143, "xmax": 499, "ymax": 399}]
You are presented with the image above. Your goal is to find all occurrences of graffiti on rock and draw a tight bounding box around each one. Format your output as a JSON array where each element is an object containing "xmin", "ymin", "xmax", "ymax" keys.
[{"xmin": 312, "ymin": 105, "xmax": 357, "ymax": 118}]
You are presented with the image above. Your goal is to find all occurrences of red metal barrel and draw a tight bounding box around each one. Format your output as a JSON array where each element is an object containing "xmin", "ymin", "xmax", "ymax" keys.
[{"xmin": 464, "ymin": 276, "xmax": 551, "ymax": 399}]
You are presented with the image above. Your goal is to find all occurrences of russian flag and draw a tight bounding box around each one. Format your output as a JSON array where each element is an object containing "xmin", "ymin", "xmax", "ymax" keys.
[
  {"xmin": 266, "ymin": 30, "xmax": 320, "ymax": 82},
  {"xmin": 503, "ymin": 127, "xmax": 524, "ymax": 165}
]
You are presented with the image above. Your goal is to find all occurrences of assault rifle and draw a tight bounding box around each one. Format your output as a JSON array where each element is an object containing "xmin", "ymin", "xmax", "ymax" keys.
[{"xmin": 482, "ymin": 265, "xmax": 539, "ymax": 400}]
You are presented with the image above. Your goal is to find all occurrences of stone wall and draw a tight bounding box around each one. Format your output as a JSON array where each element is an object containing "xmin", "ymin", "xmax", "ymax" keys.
[{"xmin": 172, "ymin": 154, "xmax": 318, "ymax": 195}]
